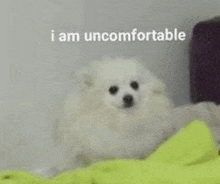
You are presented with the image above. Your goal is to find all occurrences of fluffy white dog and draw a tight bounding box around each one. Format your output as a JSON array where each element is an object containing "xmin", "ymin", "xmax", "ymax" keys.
[
  {"xmin": 36, "ymin": 58, "xmax": 220, "ymax": 177},
  {"xmin": 53, "ymin": 58, "xmax": 174, "ymax": 171}
]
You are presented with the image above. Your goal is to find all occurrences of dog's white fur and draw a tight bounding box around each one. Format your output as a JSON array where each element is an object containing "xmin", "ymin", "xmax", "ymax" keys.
[
  {"xmin": 36, "ymin": 58, "xmax": 220, "ymax": 177},
  {"xmin": 54, "ymin": 58, "xmax": 174, "ymax": 170}
]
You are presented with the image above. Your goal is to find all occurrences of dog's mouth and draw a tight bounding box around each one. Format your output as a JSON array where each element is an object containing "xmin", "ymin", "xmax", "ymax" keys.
[{"xmin": 123, "ymin": 102, "xmax": 135, "ymax": 108}]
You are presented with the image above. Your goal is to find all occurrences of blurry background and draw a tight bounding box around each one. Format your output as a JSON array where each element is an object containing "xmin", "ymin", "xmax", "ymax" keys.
[{"xmin": 1, "ymin": 0, "xmax": 220, "ymax": 172}]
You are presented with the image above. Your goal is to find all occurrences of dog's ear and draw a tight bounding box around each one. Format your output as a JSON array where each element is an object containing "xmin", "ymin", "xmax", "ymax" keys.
[
  {"xmin": 142, "ymin": 69, "xmax": 166, "ymax": 94},
  {"xmin": 83, "ymin": 74, "xmax": 94, "ymax": 88},
  {"xmin": 151, "ymin": 80, "xmax": 166, "ymax": 94},
  {"xmin": 75, "ymin": 68, "xmax": 95, "ymax": 89}
]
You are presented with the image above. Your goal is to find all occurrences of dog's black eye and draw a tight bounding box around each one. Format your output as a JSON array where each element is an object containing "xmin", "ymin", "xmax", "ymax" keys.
[
  {"xmin": 109, "ymin": 86, "xmax": 119, "ymax": 95},
  {"xmin": 130, "ymin": 81, "xmax": 139, "ymax": 90}
]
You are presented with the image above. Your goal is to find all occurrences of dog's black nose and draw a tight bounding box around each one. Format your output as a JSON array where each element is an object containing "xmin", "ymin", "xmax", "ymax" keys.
[{"xmin": 123, "ymin": 94, "xmax": 133, "ymax": 105}]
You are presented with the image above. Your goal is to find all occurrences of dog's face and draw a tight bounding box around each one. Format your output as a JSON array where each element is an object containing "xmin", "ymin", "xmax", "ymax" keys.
[
  {"xmin": 78, "ymin": 58, "xmax": 165, "ymax": 111},
  {"xmin": 103, "ymin": 79, "xmax": 142, "ymax": 110},
  {"xmin": 107, "ymin": 80, "xmax": 139, "ymax": 108}
]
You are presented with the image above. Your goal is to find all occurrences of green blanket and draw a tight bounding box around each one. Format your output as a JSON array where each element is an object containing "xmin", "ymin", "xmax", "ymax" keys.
[{"xmin": 1, "ymin": 120, "xmax": 219, "ymax": 184}]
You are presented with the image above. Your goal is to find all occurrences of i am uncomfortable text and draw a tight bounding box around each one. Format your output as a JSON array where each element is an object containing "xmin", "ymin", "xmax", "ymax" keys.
[{"xmin": 51, "ymin": 28, "xmax": 186, "ymax": 42}]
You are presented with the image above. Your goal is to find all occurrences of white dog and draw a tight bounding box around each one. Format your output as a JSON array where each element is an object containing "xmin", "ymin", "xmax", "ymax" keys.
[
  {"xmin": 51, "ymin": 58, "xmax": 174, "ymax": 172},
  {"xmin": 35, "ymin": 58, "xmax": 220, "ymax": 177}
]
